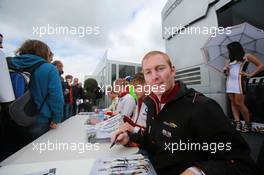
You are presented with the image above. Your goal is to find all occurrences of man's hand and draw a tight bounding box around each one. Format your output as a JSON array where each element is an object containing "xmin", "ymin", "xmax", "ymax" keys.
[
  {"xmin": 181, "ymin": 167, "xmax": 203, "ymax": 175},
  {"xmin": 111, "ymin": 129, "xmax": 129, "ymax": 145},
  {"xmin": 180, "ymin": 169, "xmax": 197, "ymax": 175},
  {"xmin": 118, "ymin": 123, "xmax": 134, "ymax": 132},
  {"xmin": 50, "ymin": 122, "xmax": 58, "ymax": 129}
]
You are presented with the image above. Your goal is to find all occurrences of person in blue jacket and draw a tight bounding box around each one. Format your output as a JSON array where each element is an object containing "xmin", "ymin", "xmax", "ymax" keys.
[{"xmin": 12, "ymin": 39, "xmax": 64, "ymax": 140}]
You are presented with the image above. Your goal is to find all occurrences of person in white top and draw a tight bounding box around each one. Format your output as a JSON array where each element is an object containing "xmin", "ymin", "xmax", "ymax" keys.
[
  {"xmin": 224, "ymin": 42, "xmax": 264, "ymax": 132},
  {"xmin": 0, "ymin": 33, "xmax": 15, "ymax": 103},
  {"xmin": 114, "ymin": 78, "xmax": 136, "ymax": 118},
  {"xmin": 115, "ymin": 73, "xmax": 148, "ymax": 135},
  {"xmin": 130, "ymin": 73, "xmax": 147, "ymax": 129},
  {"xmin": 104, "ymin": 89, "xmax": 118, "ymax": 112}
]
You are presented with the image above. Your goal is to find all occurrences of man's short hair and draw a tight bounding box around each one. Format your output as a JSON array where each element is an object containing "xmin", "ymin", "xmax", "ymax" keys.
[
  {"xmin": 65, "ymin": 75, "xmax": 73, "ymax": 79},
  {"xmin": 142, "ymin": 51, "xmax": 172, "ymax": 68},
  {"xmin": 0, "ymin": 33, "xmax": 3, "ymax": 37},
  {"xmin": 52, "ymin": 60, "xmax": 63, "ymax": 66}
]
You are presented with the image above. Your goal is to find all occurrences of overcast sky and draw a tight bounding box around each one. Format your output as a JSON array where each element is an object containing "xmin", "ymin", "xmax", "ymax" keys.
[{"xmin": 0, "ymin": 0, "xmax": 167, "ymax": 83}]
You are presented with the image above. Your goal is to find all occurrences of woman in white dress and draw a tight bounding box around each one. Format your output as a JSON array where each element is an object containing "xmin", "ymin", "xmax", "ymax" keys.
[{"xmin": 225, "ymin": 42, "xmax": 264, "ymax": 132}]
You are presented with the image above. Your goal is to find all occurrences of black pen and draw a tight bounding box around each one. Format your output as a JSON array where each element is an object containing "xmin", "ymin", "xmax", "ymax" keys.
[{"xmin": 110, "ymin": 132, "xmax": 124, "ymax": 149}]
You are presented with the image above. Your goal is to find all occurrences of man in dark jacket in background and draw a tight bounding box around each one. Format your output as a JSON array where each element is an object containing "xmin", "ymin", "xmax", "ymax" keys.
[
  {"xmin": 64, "ymin": 75, "xmax": 73, "ymax": 120},
  {"xmin": 112, "ymin": 51, "xmax": 257, "ymax": 175},
  {"xmin": 52, "ymin": 60, "xmax": 65, "ymax": 95},
  {"xmin": 72, "ymin": 78, "xmax": 84, "ymax": 116}
]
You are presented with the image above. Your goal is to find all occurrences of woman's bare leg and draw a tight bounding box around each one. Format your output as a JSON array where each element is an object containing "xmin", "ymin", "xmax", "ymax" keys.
[
  {"xmin": 228, "ymin": 93, "xmax": 240, "ymax": 121},
  {"xmin": 234, "ymin": 94, "xmax": 250, "ymax": 122}
]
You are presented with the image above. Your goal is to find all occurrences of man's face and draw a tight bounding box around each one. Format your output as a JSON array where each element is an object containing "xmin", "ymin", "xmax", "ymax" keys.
[
  {"xmin": 132, "ymin": 82, "xmax": 145, "ymax": 99},
  {"xmin": 47, "ymin": 51, "xmax": 53, "ymax": 63},
  {"xmin": 113, "ymin": 80, "xmax": 126, "ymax": 95},
  {"xmin": 57, "ymin": 63, "xmax": 64, "ymax": 75},
  {"xmin": 0, "ymin": 36, "xmax": 3, "ymax": 49},
  {"xmin": 142, "ymin": 54, "xmax": 175, "ymax": 98},
  {"xmin": 66, "ymin": 78, "xmax": 72, "ymax": 85},
  {"xmin": 107, "ymin": 91, "xmax": 116, "ymax": 100},
  {"xmin": 113, "ymin": 81, "xmax": 121, "ymax": 94},
  {"xmin": 73, "ymin": 78, "xmax": 79, "ymax": 85}
]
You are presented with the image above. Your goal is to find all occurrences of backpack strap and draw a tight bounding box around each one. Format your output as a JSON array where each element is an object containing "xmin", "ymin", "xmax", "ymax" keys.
[
  {"xmin": 27, "ymin": 61, "xmax": 46, "ymax": 87},
  {"xmin": 6, "ymin": 57, "xmax": 18, "ymax": 71},
  {"xmin": 35, "ymin": 65, "xmax": 51, "ymax": 113}
]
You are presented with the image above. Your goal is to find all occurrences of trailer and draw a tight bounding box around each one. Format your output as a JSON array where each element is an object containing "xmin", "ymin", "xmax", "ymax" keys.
[
  {"xmin": 162, "ymin": 0, "xmax": 264, "ymax": 125},
  {"xmin": 89, "ymin": 51, "xmax": 141, "ymax": 107}
]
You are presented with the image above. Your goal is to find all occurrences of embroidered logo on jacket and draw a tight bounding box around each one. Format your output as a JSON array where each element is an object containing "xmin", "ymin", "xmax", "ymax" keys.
[
  {"xmin": 162, "ymin": 129, "xmax": 172, "ymax": 138},
  {"xmin": 163, "ymin": 121, "xmax": 177, "ymax": 128}
]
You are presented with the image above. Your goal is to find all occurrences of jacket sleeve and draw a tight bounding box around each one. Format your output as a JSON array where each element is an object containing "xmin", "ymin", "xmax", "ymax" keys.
[
  {"xmin": 46, "ymin": 67, "xmax": 64, "ymax": 123},
  {"xmin": 127, "ymin": 128, "xmax": 148, "ymax": 148},
  {"xmin": 190, "ymin": 97, "xmax": 256, "ymax": 174}
]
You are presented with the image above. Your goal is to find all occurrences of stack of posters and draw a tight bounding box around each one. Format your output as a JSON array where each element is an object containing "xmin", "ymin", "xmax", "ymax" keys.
[
  {"xmin": 87, "ymin": 114, "xmax": 123, "ymax": 143},
  {"xmin": 90, "ymin": 154, "xmax": 156, "ymax": 175}
]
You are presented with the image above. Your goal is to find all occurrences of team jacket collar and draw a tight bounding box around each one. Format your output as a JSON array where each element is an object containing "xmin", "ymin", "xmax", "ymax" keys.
[{"xmin": 148, "ymin": 81, "xmax": 195, "ymax": 115}]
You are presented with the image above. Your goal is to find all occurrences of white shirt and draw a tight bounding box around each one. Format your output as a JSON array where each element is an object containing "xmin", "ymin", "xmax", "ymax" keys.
[
  {"xmin": 226, "ymin": 60, "xmax": 247, "ymax": 94},
  {"xmin": 132, "ymin": 102, "xmax": 147, "ymax": 128},
  {"xmin": 105, "ymin": 96, "xmax": 118, "ymax": 112},
  {"xmin": 0, "ymin": 50, "xmax": 15, "ymax": 102},
  {"xmin": 116, "ymin": 93, "xmax": 136, "ymax": 117}
]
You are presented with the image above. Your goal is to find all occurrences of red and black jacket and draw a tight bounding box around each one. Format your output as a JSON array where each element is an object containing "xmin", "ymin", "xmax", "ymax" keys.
[{"xmin": 128, "ymin": 81, "xmax": 257, "ymax": 175}]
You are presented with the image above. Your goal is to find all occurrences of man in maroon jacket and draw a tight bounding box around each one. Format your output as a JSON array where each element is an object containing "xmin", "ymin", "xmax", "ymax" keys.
[{"xmin": 112, "ymin": 51, "xmax": 257, "ymax": 175}]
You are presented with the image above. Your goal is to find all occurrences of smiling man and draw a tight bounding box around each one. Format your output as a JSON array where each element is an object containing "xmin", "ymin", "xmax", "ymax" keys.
[{"xmin": 111, "ymin": 51, "xmax": 257, "ymax": 175}]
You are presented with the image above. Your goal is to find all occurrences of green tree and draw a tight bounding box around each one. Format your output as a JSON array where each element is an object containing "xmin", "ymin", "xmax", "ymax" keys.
[{"xmin": 84, "ymin": 78, "xmax": 98, "ymax": 110}]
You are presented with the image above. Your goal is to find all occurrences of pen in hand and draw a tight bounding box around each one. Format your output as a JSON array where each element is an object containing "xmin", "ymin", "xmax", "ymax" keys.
[{"xmin": 110, "ymin": 131, "xmax": 124, "ymax": 149}]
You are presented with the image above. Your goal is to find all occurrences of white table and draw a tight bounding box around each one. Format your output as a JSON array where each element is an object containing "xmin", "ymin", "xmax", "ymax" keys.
[
  {"xmin": 0, "ymin": 159, "xmax": 95, "ymax": 175},
  {"xmin": 0, "ymin": 115, "xmax": 138, "ymax": 174}
]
